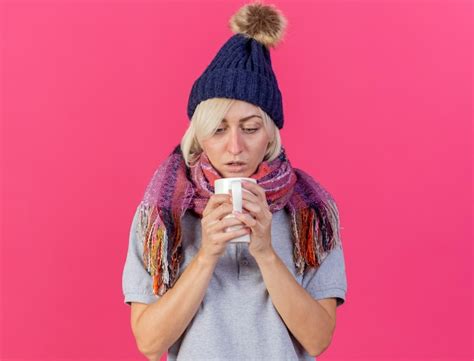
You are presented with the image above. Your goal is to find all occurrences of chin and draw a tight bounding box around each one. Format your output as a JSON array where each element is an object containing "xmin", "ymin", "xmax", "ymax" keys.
[{"xmin": 222, "ymin": 172, "xmax": 249, "ymax": 178}]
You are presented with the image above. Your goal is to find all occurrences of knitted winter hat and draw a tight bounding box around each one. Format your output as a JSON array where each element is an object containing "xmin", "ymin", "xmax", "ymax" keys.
[{"xmin": 187, "ymin": 2, "xmax": 288, "ymax": 129}]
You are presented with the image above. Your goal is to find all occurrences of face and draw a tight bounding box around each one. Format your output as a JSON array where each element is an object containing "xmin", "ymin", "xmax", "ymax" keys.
[{"xmin": 200, "ymin": 100, "xmax": 271, "ymax": 178}]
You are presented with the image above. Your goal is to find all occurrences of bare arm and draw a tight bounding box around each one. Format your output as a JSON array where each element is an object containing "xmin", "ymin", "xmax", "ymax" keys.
[
  {"xmin": 254, "ymin": 249, "xmax": 337, "ymax": 357},
  {"xmin": 133, "ymin": 249, "xmax": 217, "ymax": 360}
]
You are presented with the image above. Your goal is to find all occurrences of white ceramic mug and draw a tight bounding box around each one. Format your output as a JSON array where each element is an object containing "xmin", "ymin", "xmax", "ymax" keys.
[{"xmin": 214, "ymin": 177, "xmax": 257, "ymax": 243}]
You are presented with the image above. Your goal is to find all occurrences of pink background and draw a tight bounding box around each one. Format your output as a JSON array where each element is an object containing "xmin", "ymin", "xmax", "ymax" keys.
[{"xmin": 1, "ymin": 0, "xmax": 471, "ymax": 360}]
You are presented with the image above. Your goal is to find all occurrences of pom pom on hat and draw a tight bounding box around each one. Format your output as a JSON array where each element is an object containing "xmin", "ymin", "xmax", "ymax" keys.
[{"xmin": 229, "ymin": 1, "xmax": 287, "ymax": 49}]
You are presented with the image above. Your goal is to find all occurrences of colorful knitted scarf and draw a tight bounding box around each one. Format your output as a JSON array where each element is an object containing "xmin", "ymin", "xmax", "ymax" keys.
[{"xmin": 136, "ymin": 144, "xmax": 342, "ymax": 296}]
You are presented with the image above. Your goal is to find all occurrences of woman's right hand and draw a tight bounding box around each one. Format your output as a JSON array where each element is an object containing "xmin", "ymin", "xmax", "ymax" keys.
[{"xmin": 198, "ymin": 193, "xmax": 249, "ymax": 265}]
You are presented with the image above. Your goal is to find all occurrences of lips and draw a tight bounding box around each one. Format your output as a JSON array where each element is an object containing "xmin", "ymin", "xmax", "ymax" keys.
[{"xmin": 225, "ymin": 162, "xmax": 246, "ymax": 172}]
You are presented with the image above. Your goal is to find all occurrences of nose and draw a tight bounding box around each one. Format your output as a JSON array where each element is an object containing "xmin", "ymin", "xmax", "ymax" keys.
[{"xmin": 227, "ymin": 128, "xmax": 244, "ymax": 154}]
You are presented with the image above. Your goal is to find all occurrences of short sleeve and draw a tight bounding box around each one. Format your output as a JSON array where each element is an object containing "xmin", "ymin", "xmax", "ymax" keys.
[
  {"xmin": 122, "ymin": 206, "xmax": 161, "ymax": 306},
  {"xmin": 301, "ymin": 244, "xmax": 347, "ymax": 307}
]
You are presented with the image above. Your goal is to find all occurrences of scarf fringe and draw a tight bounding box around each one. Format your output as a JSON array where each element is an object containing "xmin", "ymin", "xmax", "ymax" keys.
[
  {"xmin": 137, "ymin": 202, "xmax": 186, "ymax": 297},
  {"xmin": 293, "ymin": 198, "xmax": 343, "ymax": 275},
  {"xmin": 137, "ymin": 203, "xmax": 171, "ymax": 297}
]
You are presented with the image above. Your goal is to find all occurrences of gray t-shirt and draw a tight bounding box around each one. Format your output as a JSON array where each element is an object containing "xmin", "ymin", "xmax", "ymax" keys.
[{"xmin": 122, "ymin": 205, "xmax": 348, "ymax": 361}]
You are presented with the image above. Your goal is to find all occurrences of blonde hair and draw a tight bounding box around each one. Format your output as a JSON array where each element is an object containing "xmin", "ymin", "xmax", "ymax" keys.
[{"xmin": 180, "ymin": 98, "xmax": 281, "ymax": 167}]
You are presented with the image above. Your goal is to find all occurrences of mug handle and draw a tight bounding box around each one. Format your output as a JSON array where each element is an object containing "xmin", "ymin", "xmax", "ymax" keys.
[{"xmin": 231, "ymin": 181, "xmax": 243, "ymax": 213}]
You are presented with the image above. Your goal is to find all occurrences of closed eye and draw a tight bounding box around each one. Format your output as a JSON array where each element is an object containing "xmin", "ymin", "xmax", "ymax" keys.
[
  {"xmin": 215, "ymin": 128, "xmax": 260, "ymax": 134},
  {"xmin": 244, "ymin": 128, "xmax": 259, "ymax": 133}
]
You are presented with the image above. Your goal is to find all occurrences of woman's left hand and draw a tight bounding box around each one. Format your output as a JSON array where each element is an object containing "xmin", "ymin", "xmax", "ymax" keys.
[{"xmin": 231, "ymin": 181, "xmax": 273, "ymax": 259}]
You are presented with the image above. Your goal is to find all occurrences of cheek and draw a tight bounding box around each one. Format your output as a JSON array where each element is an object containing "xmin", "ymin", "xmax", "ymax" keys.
[
  {"xmin": 201, "ymin": 140, "xmax": 222, "ymax": 153},
  {"xmin": 201, "ymin": 142, "xmax": 225, "ymax": 164},
  {"xmin": 251, "ymin": 133, "xmax": 270, "ymax": 151}
]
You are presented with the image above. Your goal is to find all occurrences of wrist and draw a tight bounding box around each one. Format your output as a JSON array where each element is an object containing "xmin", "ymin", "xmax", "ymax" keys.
[
  {"xmin": 252, "ymin": 247, "xmax": 277, "ymax": 265},
  {"xmin": 196, "ymin": 249, "xmax": 218, "ymax": 269}
]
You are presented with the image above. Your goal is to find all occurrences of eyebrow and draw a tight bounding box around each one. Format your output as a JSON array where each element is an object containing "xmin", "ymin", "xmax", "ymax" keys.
[{"xmin": 222, "ymin": 115, "xmax": 262, "ymax": 123}]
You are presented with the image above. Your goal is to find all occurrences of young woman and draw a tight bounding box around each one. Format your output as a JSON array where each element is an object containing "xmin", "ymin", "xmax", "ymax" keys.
[{"xmin": 122, "ymin": 3, "xmax": 347, "ymax": 361}]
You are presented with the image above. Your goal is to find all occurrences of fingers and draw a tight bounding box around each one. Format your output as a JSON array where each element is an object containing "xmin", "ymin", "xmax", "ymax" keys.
[
  {"xmin": 203, "ymin": 207, "xmax": 247, "ymax": 241},
  {"xmin": 212, "ymin": 203, "xmax": 237, "ymax": 221},
  {"xmin": 207, "ymin": 224, "xmax": 250, "ymax": 244},
  {"xmin": 200, "ymin": 194, "xmax": 250, "ymax": 260},
  {"xmin": 207, "ymin": 215, "xmax": 247, "ymax": 234},
  {"xmin": 202, "ymin": 194, "xmax": 232, "ymax": 218},
  {"xmin": 203, "ymin": 198, "xmax": 238, "ymax": 227}
]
